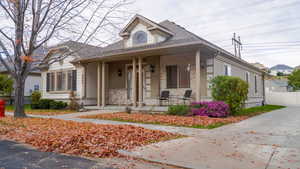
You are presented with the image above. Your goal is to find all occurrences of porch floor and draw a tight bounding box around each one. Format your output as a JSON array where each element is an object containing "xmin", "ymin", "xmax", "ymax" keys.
[{"xmin": 85, "ymin": 105, "xmax": 168, "ymax": 112}]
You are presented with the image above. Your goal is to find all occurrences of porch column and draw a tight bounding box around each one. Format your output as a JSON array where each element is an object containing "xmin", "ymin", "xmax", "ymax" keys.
[
  {"xmin": 132, "ymin": 57, "xmax": 137, "ymax": 107},
  {"xmin": 97, "ymin": 62, "xmax": 101, "ymax": 107},
  {"xmin": 138, "ymin": 56, "xmax": 143, "ymax": 107},
  {"xmin": 101, "ymin": 62, "xmax": 106, "ymax": 107},
  {"xmin": 196, "ymin": 49, "xmax": 201, "ymax": 101}
]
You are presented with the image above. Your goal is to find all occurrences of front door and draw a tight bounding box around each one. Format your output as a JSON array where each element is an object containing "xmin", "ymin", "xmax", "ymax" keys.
[{"xmin": 127, "ymin": 67, "xmax": 144, "ymax": 102}]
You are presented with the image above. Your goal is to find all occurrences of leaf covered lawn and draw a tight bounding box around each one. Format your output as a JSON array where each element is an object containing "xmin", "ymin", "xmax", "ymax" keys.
[
  {"xmin": 80, "ymin": 113, "xmax": 248, "ymax": 129},
  {"xmin": 5, "ymin": 105, "xmax": 77, "ymax": 116},
  {"xmin": 0, "ymin": 117, "xmax": 180, "ymax": 158}
]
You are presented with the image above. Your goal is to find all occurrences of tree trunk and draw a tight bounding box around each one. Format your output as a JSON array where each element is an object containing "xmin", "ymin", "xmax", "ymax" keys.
[{"xmin": 14, "ymin": 77, "xmax": 26, "ymax": 118}]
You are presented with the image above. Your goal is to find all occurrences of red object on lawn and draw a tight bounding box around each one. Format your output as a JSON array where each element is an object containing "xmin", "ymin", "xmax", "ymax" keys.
[{"xmin": 0, "ymin": 99, "xmax": 5, "ymax": 117}]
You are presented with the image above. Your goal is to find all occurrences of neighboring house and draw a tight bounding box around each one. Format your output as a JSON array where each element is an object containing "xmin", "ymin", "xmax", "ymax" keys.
[
  {"xmin": 41, "ymin": 14, "xmax": 265, "ymax": 108},
  {"xmin": 294, "ymin": 65, "xmax": 300, "ymax": 71},
  {"xmin": 0, "ymin": 47, "xmax": 45, "ymax": 104},
  {"xmin": 265, "ymin": 79, "xmax": 292, "ymax": 92},
  {"xmin": 251, "ymin": 62, "xmax": 269, "ymax": 72},
  {"xmin": 0, "ymin": 67, "xmax": 42, "ymax": 104},
  {"xmin": 270, "ymin": 64, "xmax": 293, "ymax": 76}
]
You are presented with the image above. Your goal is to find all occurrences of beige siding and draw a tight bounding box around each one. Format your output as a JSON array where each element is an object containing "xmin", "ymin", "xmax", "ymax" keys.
[
  {"xmin": 41, "ymin": 55, "xmax": 84, "ymax": 102},
  {"xmin": 213, "ymin": 55, "xmax": 264, "ymax": 107}
]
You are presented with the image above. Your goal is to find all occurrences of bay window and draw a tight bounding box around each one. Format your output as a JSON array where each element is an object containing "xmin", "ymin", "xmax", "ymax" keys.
[{"xmin": 46, "ymin": 70, "xmax": 76, "ymax": 92}]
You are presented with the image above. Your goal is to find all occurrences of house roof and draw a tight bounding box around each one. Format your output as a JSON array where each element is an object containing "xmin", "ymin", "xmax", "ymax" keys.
[
  {"xmin": 119, "ymin": 14, "xmax": 174, "ymax": 37},
  {"xmin": 47, "ymin": 40, "xmax": 102, "ymax": 59},
  {"xmin": 0, "ymin": 46, "xmax": 46, "ymax": 74},
  {"xmin": 270, "ymin": 64, "xmax": 293, "ymax": 70},
  {"xmin": 69, "ymin": 14, "xmax": 264, "ymax": 73}
]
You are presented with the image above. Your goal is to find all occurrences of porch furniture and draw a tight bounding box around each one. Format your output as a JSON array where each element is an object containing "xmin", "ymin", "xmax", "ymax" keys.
[
  {"xmin": 158, "ymin": 91, "xmax": 170, "ymax": 106},
  {"xmin": 178, "ymin": 90, "xmax": 192, "ymax": 104}
]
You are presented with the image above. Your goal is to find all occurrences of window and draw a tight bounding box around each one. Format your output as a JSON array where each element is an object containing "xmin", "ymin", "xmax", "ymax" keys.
[
  {"xmin": 245, "ymin": 72, "xmax": 250, "ymax": 83},
  {"xmin": 46, "ymin": 70, "xmax": 76, "ymax": 92},
  {"xmin": 34, "ymin": 85, "xmax": 39, "ymax": 91},
  {"xmin": 56, "ymin": 72, "xmax": 63, "ymax": 91},
  {"xmin": 132, "ymin": 31, "xmax": 147, "ymax": 45},
  {"xmin": 166, "ymin": 65, "xmax": 190, "ymax": 89},
  {"xmin": 224, "ymin": 64, "xmax": 231, "ymax": 76},
  {"xmin": 67, "ymin": 71, "xmax": 73, "ymax": 90},
  {"xmin": 179, "ymin": 65, "xmax": 190, "ymax": 88},
  {"xmin": 46, "ymin": 72, "xmax": 55, "ymax": 92},
  {"xmin": 254, "ymin": 75, "xmax": 258, "ymax": 93},
  {"xmin": 166, "ymin": 65, "xmax": 177, "ymax": 88}
]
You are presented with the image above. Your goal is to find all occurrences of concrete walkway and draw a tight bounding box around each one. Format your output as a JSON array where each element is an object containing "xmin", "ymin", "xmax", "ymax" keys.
[{"xmin": 120, "ymin": 107, "xmax": 300, "ymax": 169}]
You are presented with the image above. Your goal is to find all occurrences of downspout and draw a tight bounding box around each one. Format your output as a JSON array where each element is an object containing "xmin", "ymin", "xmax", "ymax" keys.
[{"xmin": 262, "ymin": 73, "xmax": 266, "ymax": 106}]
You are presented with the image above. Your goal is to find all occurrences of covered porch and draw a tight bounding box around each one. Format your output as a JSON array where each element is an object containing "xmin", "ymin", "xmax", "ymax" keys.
[{"xmin": 81, "ymin": 44, "xmax": 215, "ymax": 109}]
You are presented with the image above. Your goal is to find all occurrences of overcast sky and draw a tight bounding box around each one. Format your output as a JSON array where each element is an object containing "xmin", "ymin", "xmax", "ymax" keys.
[{"xmin": 128, "ymin": 0, "xmax": 300, "ymax": 68}]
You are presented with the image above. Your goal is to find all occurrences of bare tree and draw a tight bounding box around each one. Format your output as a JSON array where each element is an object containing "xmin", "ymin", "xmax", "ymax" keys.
[{"xmin": 0, "ymin": 0, "xmax": 132, "ymax": 117}]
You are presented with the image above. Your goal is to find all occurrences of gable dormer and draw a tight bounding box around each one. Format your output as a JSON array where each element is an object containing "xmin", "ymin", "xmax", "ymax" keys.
[{"xmin": 120, "ymin": 14, "xmax": 174, "ymax": 48}]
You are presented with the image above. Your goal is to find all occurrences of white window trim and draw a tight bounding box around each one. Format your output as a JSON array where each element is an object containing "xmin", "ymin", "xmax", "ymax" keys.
[{"xmin": 245, "ymin": 71, "xmax": 250, "ymax": 83}]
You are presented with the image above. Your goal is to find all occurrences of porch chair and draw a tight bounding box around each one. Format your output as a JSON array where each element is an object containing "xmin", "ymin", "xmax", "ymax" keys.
[
  {"xmin": 158, "ymin": 90, "xmax": 170, "ymax": 106},
  {"xmin": 178, "ymin": 90, "xmax": 192, "ymax": 104}
]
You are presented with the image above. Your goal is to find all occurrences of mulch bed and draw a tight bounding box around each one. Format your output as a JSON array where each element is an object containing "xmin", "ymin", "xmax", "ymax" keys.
[
  {"xmin": 80, "ymin": 113, "xmax": 249, "ymax": 128},
  {"xmin": 0, "ymin": 117, "xmax": 180, "ymax": 158}
]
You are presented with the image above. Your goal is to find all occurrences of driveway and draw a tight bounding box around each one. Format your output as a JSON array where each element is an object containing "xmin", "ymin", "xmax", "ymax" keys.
[
  {"xmin": 0, "ymin": 140, "xmax": 179, "ymax": 169},
  {"xmin": 122, "ymin": 107, "xmax": 300, "ymax": 169}
]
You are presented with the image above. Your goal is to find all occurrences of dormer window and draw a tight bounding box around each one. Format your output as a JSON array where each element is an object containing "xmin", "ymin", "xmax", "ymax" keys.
[{"xmin": 132, "ymin": 31, "xmax": 147, "ymax": 45}]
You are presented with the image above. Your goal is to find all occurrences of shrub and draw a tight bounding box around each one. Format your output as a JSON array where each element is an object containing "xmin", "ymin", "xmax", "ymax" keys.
[
  {"xmin": 191, "ymin": 101, "xmax": 230, "ymax": 117},
  {"xmin": 38, "ymin": 99, "xmax": 55, "ymax": 109},
  {"xmin": 211, "ymin": 76, "xmax": 249, "ymax": 115},
  {"xmin": 31, "ymin": 91, "xmax": 41, "ymax": 109},
  {"xmin": 167, "ymin": 105, "xmax": 190, "ymax": 116},
  {"xmin": 50, "ymin": 101, "xmax": 68, "ymax": 110},
  {"xmin": 68, "ymin": 91, "xmax": 80, "ymax": 111}
]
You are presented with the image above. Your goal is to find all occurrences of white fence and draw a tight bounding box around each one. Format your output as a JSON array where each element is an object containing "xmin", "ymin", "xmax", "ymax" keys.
[{"xmin": 266, "ymin": 91, "xmax": 300, "ymax": 107}]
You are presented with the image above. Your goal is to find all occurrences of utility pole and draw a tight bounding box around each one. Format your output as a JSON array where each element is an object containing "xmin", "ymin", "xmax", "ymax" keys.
[{"xmin": 232, "ymin": 33, "xmax": 242, "ymax": 58}]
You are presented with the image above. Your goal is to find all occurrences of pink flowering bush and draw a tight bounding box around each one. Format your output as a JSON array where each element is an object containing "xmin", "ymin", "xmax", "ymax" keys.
[{"xmin": 191, "ymin": 101, "xmax": 230, "ymax": 117}]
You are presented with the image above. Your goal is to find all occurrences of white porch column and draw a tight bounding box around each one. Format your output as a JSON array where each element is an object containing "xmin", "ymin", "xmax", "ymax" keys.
[
  {"xmin": 101, "ymin": 62, "xmax": 106, "ymax": 107},
  {"xmin": 97, "ymin": 62, "xmax": 101, "ymax": 107},
  {"xmin": 138, "ymin": 56, "xmax": 143, "ymax": 107},
  {"xmin": 132, "ymin": 57, "xmax": 137, "ymax": 107},
  {"xmin": 196, "ymin": 49, "xmax": 201, "ymax": 101}
]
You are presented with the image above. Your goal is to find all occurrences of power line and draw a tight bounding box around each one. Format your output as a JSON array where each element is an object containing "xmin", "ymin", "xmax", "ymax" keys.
[
  {"xmin": 175, "ymin": 0, "xmax": 300, "ymax": 30},
  {"xmin": 244, "ymin": 41, "xmax": 300, "ymax": 45},
  {"xmin": 174, "ymin": 0, "xmax": 299, "ymax": 23}
]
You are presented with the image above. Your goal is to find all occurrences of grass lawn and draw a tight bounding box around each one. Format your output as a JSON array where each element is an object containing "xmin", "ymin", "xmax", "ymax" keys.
[
  {"xmin": 0, "ymin": 117, "xmax": 180, "ymax": 158},
  {"xmin": 80, "ymin": 105, "xmax": 285, "ymax": 129},
  {"xmin": 5, "ymin": 105, "xmax": 76, "ymax": 116},
  {"xmin": 234, "ymin": 105, "xmax": 285, "ymax": 116}
]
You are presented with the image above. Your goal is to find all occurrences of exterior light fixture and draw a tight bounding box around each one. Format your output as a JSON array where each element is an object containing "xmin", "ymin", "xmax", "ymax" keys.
[
  {"xmin": 150, "ymin": 64, "xmax": 155, "ymax": 73},
  {"xmin": 118, "ymin": 69, "xmax": 122, "ymax": 77},
  {"xmin": 187, "ymin": 64, "xmax": 191, "ymax": 72}
]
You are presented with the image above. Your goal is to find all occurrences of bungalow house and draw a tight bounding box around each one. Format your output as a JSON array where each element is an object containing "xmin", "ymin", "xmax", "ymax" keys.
[{"xmin": 41, "ymin": 14, "xmax": 265, "ymax": 109}]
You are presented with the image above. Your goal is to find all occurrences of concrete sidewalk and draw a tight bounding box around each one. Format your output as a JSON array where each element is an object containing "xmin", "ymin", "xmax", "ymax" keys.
[{"xmin": 120, "ymin": 107, "xmax": 300, "ymax": 169}]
